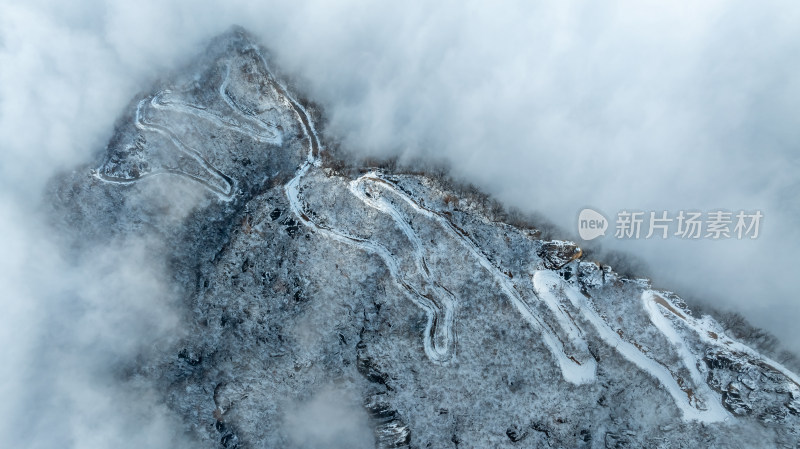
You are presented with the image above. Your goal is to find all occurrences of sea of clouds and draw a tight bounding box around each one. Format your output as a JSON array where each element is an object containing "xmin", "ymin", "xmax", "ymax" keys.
[{"xmin": 2, "ymin": 1, "xmax": 799, "ymax": 446}]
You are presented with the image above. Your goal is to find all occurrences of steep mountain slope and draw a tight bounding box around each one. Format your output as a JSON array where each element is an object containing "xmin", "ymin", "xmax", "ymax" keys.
[{"xmin": 50, "ymin": 27, "xmax": 800, "ymax": 448}]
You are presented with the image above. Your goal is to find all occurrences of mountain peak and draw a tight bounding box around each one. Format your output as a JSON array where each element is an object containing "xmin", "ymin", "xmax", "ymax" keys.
[{"xmin": 51, "ymin": 29, "xmax": 800, "ymax": 448}]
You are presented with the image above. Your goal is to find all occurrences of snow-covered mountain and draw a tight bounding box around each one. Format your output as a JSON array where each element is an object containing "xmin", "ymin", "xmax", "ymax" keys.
[{"xmin": 49, "ymin": 27, "xmax": 800, "ymax": 448}]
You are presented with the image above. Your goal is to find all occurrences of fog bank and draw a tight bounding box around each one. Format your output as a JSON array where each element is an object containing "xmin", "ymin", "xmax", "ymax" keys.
[{"xmin": 2, "ymin": 1, "xmax": 800, "ymax": 446}]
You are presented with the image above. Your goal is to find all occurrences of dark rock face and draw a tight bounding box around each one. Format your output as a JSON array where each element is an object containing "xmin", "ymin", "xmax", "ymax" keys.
[
  {"xmin": 365, "ymin": 395, "xmax": 411, "ymax": 448},
  {"xmin": 505, "ymin": 424, "xmax": 527, "ymax": 442},
  {"xmin": 48, "ymin": 27, "xmax": 800, "ymax": 448}
]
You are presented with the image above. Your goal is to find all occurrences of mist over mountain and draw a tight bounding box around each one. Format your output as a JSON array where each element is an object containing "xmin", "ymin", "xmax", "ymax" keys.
[
  {"xmin": 3, "ymin": 0, "xmax": 799, "ymax": 352},
  {"xmin": 2, "ymin": 2, "xmax": 800, "ymax": 448}
]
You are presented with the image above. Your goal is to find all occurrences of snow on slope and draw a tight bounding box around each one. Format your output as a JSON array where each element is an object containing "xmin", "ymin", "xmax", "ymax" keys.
[
  {"xmin": 534, "ymin": 270, "xmax": 730, "ymax": 422},
  {"xmin": 88, "ymin": 29, "xmax": 800, "ymax": 433}
]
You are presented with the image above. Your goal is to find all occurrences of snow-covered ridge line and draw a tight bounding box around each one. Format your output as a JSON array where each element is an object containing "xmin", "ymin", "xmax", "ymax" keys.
[
  {"xmin": 644, "ymin": 290, "xmax": 800, "ymax": 389},
  {"xmin": 94, "ymin": 97, "xmax": 236, "ymax": 201},
  {"xmin": 349, "ymin": 177, "xmax": 457, "ymax": 362},
  {"xmin": 641, "ymin": 291, "xmax": 730, "ymax": 419},
  {"xmin": 94, "ymin": 48, "xmax": 292, "ymax": 201},
  {"xmin": 354, "ymin": 172, "xmax": 597, "ymax": 384},
  {"xmin": 275, "ymin": 50, "xmax": 457, "ymax": 363},
  {"xmin": 271, "ymin": 29, "xmax": 595, "ymax": 372},
  {"xmin": 216, "ymin": 62, "xmax": 283, "ymax": 144},
  {"xmin": 151, "ymin": 64, "xmax": 282, "ymax": 145},
  {"xmin": 534, "ymin": 270, "xmax": 729, "ymax": 422},
  {"xmin": 91, "ymin": 33, "xmax": 800, "ymax": 427}
]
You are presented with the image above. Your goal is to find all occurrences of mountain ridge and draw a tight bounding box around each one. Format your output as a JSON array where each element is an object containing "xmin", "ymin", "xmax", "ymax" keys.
[{"xmin": 48, "ymin": 26, "xmax": 800, "ymax": 448}]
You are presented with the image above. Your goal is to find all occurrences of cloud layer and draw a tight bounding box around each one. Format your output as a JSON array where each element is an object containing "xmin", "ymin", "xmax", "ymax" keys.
[{"xmin": 2, "ymin": 0, "xmax": 800, "ymax": 446}]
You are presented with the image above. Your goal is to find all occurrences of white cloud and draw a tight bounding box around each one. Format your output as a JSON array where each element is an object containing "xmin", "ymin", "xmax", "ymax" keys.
[
  {"xmin": 2, "ymin": 0, "xmax": 800, "ymax": 446},
  {"xmin": 284, "ymin": 387, "xmax": 373, "ymax": 449}
]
